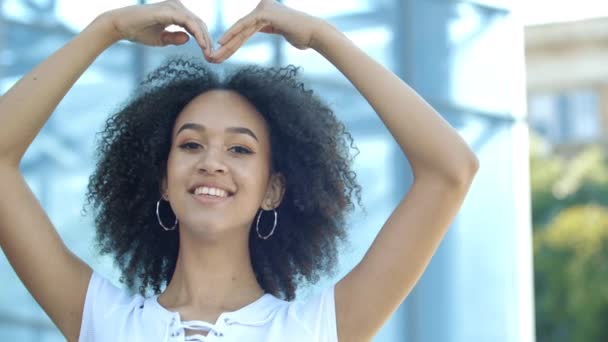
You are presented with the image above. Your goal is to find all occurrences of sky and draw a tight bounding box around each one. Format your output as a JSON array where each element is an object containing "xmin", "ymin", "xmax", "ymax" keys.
[{"xmin": 522, "ymin": 0, "xmax": 608, "ymax": 25}]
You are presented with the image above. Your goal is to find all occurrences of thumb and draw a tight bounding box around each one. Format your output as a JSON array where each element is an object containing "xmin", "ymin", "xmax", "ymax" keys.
[{"xmin": 160, "ymin": 31, "xmax": 190, "ymax": 46}]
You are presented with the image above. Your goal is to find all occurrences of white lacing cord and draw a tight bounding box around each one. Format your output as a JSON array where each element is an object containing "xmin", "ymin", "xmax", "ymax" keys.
[
  {"xmin": 168, "ymin": 308, "xmax": 276, "ymax": 340},
  {"xmin": 170, "ymin": 319, "xmax": 225, "ymax": 341}
]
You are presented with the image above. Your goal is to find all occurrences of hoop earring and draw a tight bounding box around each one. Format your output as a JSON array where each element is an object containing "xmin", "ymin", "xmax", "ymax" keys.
[
  {"xmin": 156, "ymin": 198, "xmax": 178, "ymax": 231},
  {"xmin": 256, "ymin": 209, "xmax": 278, "ymax": 240}
]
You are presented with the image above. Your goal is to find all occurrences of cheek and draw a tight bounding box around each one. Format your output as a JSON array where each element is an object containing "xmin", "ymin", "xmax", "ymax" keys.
[
  {"xmin": 233, "ymin": 163, "xmax": 270, "ymax": 195},
  {"xmin": 165, "ymin": 154, "xmax": 191, "ymax": 189}
]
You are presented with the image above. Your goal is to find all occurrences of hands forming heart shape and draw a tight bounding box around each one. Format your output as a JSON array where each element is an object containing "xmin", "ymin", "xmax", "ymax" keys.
[{"xmin": 107, "ymin": 0, "xmax": 322, "ymax": 63}]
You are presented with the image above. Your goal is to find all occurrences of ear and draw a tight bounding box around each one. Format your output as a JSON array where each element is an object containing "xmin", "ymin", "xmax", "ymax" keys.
[{"xmin": 262, "ymin": 173, "xmax": 286, "ymax": 210}]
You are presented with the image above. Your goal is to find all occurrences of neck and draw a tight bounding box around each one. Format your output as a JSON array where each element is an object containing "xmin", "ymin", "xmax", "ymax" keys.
[{"xmin": 159, "ymin": 226, "xmax": 264, "ymax": 313}]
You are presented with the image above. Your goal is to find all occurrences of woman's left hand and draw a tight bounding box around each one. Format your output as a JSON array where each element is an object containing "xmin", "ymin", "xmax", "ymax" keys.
[{"xmin": 211, "ymin": 0, "xmax": 321, "ymax": 63}]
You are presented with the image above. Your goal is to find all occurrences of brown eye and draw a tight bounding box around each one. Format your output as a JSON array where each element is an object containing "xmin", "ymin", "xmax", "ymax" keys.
[
  {"xmin": 179, "ymin": 142, "xmax": 201, "ymax": 150},
  {"xmin": 229, "ymin": 146, "xmax": 253, "ymax": 154}
]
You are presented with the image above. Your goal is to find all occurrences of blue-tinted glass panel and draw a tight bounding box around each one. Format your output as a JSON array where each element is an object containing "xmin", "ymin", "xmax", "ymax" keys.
[
  {"xmin": 284, "ymin": 0, "xmax": 375, "ymax": 17},
  {"xmin": 283, "ymin": 26, "xmax": 393, "ymax": 76},
  {"xmin": 2, "ymin": 0, "xmax": 57, "ymax": 24},
  {"xmin": 411, "ymin": 0, "xmax": 514, "ymax": 115},
  {"xmin": 55, "ymin": 0, "xmax": 137, "ymax": 31}
]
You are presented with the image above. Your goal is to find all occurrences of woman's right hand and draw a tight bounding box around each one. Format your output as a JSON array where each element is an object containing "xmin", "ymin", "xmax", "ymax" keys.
[{"xmin": 103, "ymin": 0, "xmax": 213, "ymax": 60}]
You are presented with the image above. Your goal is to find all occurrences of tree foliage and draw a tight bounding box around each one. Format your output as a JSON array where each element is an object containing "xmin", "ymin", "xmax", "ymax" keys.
[{"xmin": 531, "ymin": 133, "xmax": 608, "ymax": 342}]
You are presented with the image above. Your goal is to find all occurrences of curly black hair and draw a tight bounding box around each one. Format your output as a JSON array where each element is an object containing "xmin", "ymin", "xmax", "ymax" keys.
[{"xmin": 85, "ymin": 56, "xmax": 361, "ymax": 301}]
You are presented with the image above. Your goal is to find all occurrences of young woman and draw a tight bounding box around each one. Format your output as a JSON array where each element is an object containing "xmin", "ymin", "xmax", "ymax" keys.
[{"xmin": 0, "ymin": 1, "xmax": 479, "ymax": 341}]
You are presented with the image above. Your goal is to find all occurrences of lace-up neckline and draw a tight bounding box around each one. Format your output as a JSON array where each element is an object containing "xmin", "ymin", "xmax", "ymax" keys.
[
  {"xmin": 149, "ymin": 293, "xmax": 281, "ymax": 341},
  {"xmin": 169, "ymin": 318, "xmax": 224, "ymax": 341}
]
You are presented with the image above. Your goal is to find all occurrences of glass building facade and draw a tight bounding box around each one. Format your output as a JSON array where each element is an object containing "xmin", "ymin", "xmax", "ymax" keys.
[{"xmin": 0, "ymin": 0, "xmax": 533, "ymax": 341}]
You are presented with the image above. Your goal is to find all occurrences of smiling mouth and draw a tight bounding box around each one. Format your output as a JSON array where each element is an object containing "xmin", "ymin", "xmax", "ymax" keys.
[
  {"xmin": 187, "ymin": 183, "xmax": 236, "ymax": 207},
  {"xmin": 188, "ymin": 186, "xmax": 235, "ymax": 196},
  {"xmin": 189, "ymin": 191, "xmax": 234, "ymax": 205}
]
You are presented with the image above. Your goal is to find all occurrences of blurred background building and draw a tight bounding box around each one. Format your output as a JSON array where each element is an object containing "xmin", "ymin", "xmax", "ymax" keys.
[
  {"xmin": 526, "ymin": 17, "xmax": 608, "ymax": 156},
  {"xmin": 0, "ymin": 0, "xmax": 534, "ymax": 341}
]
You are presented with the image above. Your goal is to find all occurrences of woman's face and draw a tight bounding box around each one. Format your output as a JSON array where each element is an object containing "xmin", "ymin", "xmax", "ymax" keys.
[{"xmin": 162, "ymin": 90, "xmax": 284, "ymax": 238}]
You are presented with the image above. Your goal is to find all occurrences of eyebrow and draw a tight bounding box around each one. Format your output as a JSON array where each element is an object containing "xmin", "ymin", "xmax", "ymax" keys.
[{"xmin": 176, "ymin": 123, "xmax": 259, "ymax": 142}]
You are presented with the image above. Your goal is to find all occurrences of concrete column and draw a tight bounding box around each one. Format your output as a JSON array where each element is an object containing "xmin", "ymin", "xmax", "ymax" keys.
[{"xmin": 387, "ymin": 0, "xmax": 536, "ymax": 341}]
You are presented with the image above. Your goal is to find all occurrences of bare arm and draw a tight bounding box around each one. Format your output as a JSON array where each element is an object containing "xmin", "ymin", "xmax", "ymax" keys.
[
  {"xmin": 313, "ymin": 22, "xmax": 479, "ymax": 342},
  {"xmin": 0, "ymin": 1, "xmax": 212, "ymax": 340},
  {"xmin": 211, "ymin": 2, "xmax": 479, "ymax": 341},
  {"xmin": 0, "ymin": 17, "xmax": 119, "ymax": 341},
  {"xmin": 313, "ymin": 21, "xmax": 479, "ymax": 342}
]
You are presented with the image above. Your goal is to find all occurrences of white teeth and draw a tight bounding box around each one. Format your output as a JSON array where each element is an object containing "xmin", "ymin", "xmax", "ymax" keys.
[{"xmin": 194, "ymin": 186, "xmax": 228, "ymax": 198}]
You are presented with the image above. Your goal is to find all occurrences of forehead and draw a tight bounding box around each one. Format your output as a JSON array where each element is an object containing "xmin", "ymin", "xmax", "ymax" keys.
[{"xmin": 173, "ymin": 90, "xmax": 269, "ymax": 139}]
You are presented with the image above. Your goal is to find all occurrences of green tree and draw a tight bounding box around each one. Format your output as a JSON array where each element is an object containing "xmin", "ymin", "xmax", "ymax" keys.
[{"xmin": 531, "ymin": 133, "xmax": 608, "ymax": 342}]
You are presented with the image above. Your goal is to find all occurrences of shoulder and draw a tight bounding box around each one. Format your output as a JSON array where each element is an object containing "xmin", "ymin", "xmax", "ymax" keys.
[
  {"xmin": 288, "ymin": 285, "xmax": 336, "ymax": 320},
  {"xmin": 276, "ymin": 285, "xmax": 338, "ymax": 342},
  {"xmin": 79, "ymin": 271, "xmax": 161, "ymax": 342},
  {"xmin": 83, "ymin": 271, "xmax": 142, "ymax": 311}
]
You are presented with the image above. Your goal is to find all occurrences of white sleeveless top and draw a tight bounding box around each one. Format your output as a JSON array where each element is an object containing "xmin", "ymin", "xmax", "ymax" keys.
[{"xmin": 78, "ymin": 271, "xmax": 338, "ymax": 342}]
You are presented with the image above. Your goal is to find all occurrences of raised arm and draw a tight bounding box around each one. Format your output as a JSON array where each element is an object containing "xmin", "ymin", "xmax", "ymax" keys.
[
  {"xmin": 311, "ymin": 20, "xmax": 479, "ymax": 342},
  {"xmin": 0, "ymin": 1, "xmax": 211, "ymax": 340},
  {"xmin": 212, "ymin": 1, "xmax": 479, "ymax": 341}
]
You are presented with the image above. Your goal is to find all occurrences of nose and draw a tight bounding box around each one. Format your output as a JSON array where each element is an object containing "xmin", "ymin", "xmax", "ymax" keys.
[{"xmin": 196, "ymin": 145, "xmax": 227, "ymax": 174}]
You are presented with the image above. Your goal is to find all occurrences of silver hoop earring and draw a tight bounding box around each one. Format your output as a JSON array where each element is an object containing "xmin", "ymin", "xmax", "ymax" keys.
[
  {"xmin": 256, "ymin": 209, "xmax": 278, "ymax": 240},
  {"xmin": 156, "ymin": 198, "xmax": 178, "ymax": 231}
]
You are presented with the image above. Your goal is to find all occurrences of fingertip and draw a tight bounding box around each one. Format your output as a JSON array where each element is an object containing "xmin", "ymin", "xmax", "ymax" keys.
[
  {"xmin": 208, "ymin": 53, "xmax": 221, "ymax": 64},
  {"xmin": 206, "ymin": 54, "xmax": 219, "ymax": 64}
]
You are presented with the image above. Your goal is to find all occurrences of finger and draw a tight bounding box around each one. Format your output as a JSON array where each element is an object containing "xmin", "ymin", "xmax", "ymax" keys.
[
  {"xmin": 160, "ymin": 31, "xmax": 190, "ymax": 46},
  {"xmin": 212, "ymin": 25, "xmax": 257, "ymax": 62},
  {"xmin": 189, "ymin": 13, "xmax": 213, "ymax": 58},
  {"xmin": 170, "ymin": 12, "xmax": 208, "ymax": 51},
  {"xmin": 164, "ymin": 0, "xmax": 208, "ymax": 50},
  {"xmin": 201, "ymin": 20, "xmax": 213, "ymax": 58},
  {"xmin": 218, "ymin": 15, "xmax": 255, "ymax": 46},
  {"xmin": 213, "ymin": 22, "xmax": 265, "ymax": 62}
]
